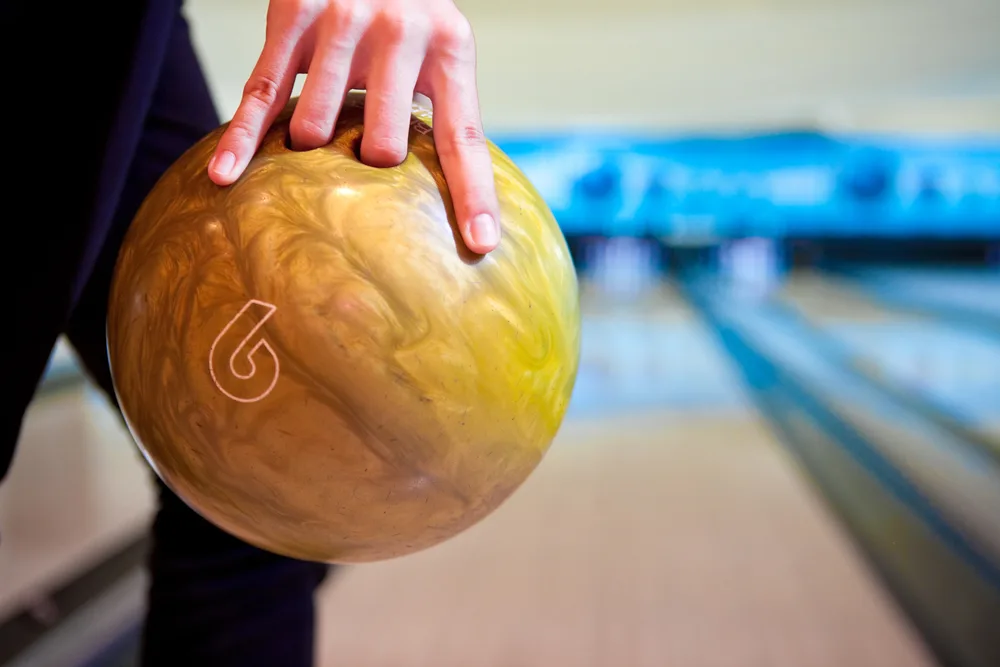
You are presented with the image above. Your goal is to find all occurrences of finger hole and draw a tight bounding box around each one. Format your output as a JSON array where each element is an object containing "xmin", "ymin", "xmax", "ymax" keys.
[
  {"xmin": 350, "ymin": 132, "xmax": 364, "ymax": 161},
  {"xmin": 282, "ymin": 120, "xmax": 365, "ymax": 160}
]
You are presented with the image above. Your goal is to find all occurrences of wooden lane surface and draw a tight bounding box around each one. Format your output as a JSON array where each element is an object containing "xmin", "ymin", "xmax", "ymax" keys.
[
  {"xmin": 775, "ymin": 271, "xmax": 903, "ymax": 325},
  {"xmin": 0, "ymin": 387, "xmax": 154, "ymax": 622},
  {"xmin": 316, "ymin": 409, "xmax": 936, "ymax": 667}
]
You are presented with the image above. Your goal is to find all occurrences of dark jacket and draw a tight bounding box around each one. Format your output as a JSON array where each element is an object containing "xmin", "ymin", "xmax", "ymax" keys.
[{"xmin": 2, "ymin": 0, "xmax": 189, "ymax": 476}]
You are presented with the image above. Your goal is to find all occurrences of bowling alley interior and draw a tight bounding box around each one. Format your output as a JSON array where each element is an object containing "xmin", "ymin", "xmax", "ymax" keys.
[{"xmin": 2, "ymin": 1, "xmax": 999, "ymax": 666}]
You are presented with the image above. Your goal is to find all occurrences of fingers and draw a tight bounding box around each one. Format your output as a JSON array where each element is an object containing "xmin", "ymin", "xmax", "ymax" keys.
[
  {"xmin": 360, "ymin": 17, "xmax": 428, "ymax": 167},
  {"xmin": 426, "ymin": 20, "xmax": 501, "ymax": 255},
  {"xmin": 211, "ymin": 1, "xmax": 501, "ymax": 257},
  {"xmin": 289, "ymin": 12, "xmax": 365, "ymax": 150},
  {"xmin": 210, "ymin": 40, "xmax": 299, "ymax": 185}
]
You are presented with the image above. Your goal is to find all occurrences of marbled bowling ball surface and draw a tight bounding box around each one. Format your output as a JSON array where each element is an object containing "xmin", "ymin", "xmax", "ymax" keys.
[{"xmin": 107, "ymin": 92, "xmax": 581, "ymax": 563}]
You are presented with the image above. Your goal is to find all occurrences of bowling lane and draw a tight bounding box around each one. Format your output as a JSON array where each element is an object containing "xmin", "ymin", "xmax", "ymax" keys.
[
  {"xmin": 699, "ymin": 275, "xmax": 1000, "ymax": 562},
  {"xmin": 0, "ymin": 384, "xmax": 154, "ymax": 623},
  {"xmin": 313, "ymin": 282, "xmax": 935, "ymax": 667},
  {"xmin": 707, "ymin": 279, "xmax": 1000, "ymax": 534},
  {"xmin": 569, "ymin": 279, "xmax": 748, "ymax": 417},
  {"xmin": 840, "ymin": 267, "xmax": 1000, "ymax": 320},
  {"xmin": 691, "ymin": 274, "xmax": 1000, "ymax": 667},
  {"xmin": 779, "ymin": 271, "xmax": 909, "ymax": 324},
  {"xmin": 777, "ymin": 270, "xmax": 1000, "ymax": 440}
]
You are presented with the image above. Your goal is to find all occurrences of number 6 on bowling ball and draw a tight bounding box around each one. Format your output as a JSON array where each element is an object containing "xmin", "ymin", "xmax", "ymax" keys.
[{"xmin": 106, "ymin": 91, "xmax": 581, "ymax": 563}]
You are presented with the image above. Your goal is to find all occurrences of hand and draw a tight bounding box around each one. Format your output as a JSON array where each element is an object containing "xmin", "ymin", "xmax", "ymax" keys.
[{"xmin": 208, "ymin": 0, "xmax": 501, "ymax": 254}]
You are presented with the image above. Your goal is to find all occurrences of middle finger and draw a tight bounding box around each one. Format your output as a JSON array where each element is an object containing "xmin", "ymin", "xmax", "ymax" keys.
[
  {"xmin": 290, "ymin": 34, "xmax": 359, "ymax": 150},
  {"xmin": 359, "ymin": 20, "xmax": 428, "ymax": 167}
]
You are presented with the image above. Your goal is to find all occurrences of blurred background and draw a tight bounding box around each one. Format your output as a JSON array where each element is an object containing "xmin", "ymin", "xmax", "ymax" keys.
[{"xmin": 2, "ymin": 0, "xmax": 998, "ymax": 665}]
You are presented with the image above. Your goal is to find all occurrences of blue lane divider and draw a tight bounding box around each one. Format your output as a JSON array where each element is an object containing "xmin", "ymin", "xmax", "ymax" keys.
[{"xmin": 683, "ymin": 280, "xmax": 1000, "ymax": 592}]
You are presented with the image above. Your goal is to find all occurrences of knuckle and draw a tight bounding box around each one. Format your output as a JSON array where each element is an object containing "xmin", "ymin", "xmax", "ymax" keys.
[
  {"xmin": 243, "ymin": 73, "xmax": 281, "ymax": 106},
  {"xmin": 268, "ymin": 0, "xmax": 326, "ymax": 37},
  {"xmin": 226, "ymin": 113, "xmax": 254, "ymax": 141},
  {"xmin": 277, "ymin": 0, "xmax": 307, "ymax": 12},
  {"xmin": 329, "ymin": 3, "xmax": 369, "ymax": 32},
  {"xmin": 376, "ymin": 12, "xmax": 430, "ymax": 44},
  {"xmin": 291, "ymin": 0, "xmax": 321, "ymax": 13},
  {"xmin": 375, "ymin": 14, "xmax": 407, "ymax": 44},
  {"xmin": 276, "ymin": 0, "xmax": 322, "ymax": 25},
  {"xmin": 441, "ymin": 123, "xmax": 486, "ymax": 153},
  {"xmin": 277, "ymin": 0, "xmax": 305, "ymax": 17},
  {"xmin": 435, "ymin": 14, "xmax": 475, "ymax": 56},
  {"xmin": 224, "ymin": 119, "xmax": 257, "ymax": 145}
]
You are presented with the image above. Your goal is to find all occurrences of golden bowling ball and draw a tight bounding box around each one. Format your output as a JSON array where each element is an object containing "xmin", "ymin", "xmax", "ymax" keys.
[{"xmin": 106, "ymin": 91, "xmax": 581, "ymax": 563}]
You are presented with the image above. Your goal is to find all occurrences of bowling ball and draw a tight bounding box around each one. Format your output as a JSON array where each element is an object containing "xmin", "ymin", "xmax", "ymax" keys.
[{"xmin": 106, "ymin": 91, "xmax": 581, "ymax": 563}]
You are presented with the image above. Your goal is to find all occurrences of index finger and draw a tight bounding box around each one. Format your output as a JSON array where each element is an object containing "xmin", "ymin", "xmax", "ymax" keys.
[{"xmin": 209, "ymin": 40, "xmax": 298, "ymax": 185}]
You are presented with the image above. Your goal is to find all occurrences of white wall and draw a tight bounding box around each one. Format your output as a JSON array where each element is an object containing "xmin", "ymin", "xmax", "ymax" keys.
[{"xmin": 186, "ymin": 0, "xmax": 1000, "ymax": 133}]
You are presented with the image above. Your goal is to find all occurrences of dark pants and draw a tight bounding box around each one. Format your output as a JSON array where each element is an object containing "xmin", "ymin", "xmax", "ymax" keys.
[{"xmin": 4, "ymin": 9, "xmax": 331, "ymax": 667}]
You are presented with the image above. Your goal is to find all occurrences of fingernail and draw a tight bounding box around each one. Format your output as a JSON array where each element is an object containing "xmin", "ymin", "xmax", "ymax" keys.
[
  {"xmin": 211, "ymin": 150, "xmax": 236, "ymax": 178},
  {"xmin": 469, "ymin": 213, "xmax": 499, "ymax": 249}
]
